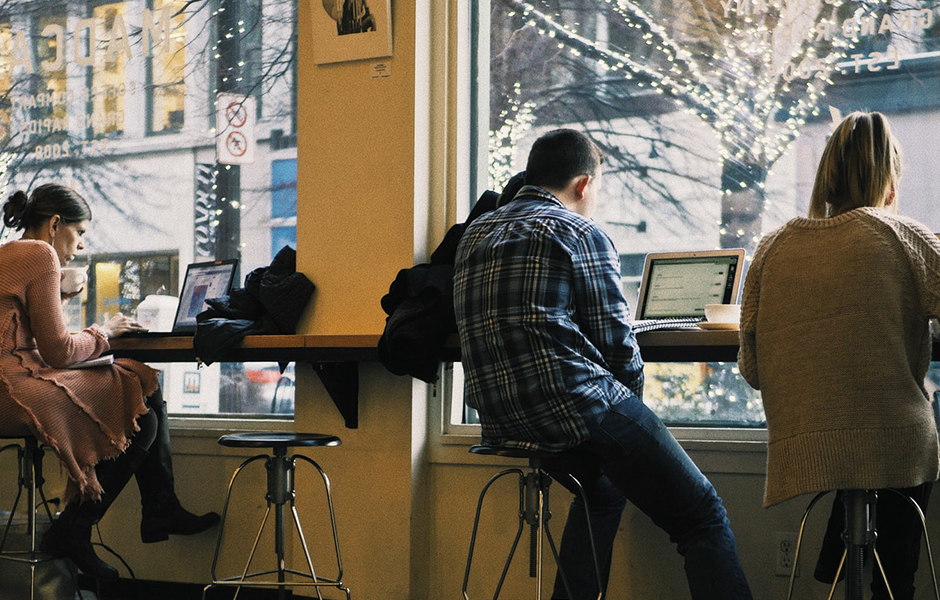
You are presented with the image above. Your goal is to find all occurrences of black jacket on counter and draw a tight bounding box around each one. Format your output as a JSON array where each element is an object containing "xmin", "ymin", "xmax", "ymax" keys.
[
  {"xmin": 377, "ymin": 189, "xmax": 502, "ymax": 383},
  {"xmin": 193, "ymin": 246, "xmax": 315, "ymax": 366}
]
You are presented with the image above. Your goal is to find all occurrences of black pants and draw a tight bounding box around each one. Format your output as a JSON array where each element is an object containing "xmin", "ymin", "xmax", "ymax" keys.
[
  {"xmin": 814, "ymin": 483, "xmax": 933, "ymax": 600},
  {"xmin": 134, "ymin": 387, "xmax": 176, "ymax": 508},
  {"xmin": 74, "ymin": 386, "xmax": 177, "ymax": 521}
]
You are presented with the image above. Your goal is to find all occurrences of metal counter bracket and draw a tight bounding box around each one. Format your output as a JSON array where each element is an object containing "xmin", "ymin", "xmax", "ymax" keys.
[{"xmin": 312, "ymin": 361, "xmax": 359, "ymax": 429}]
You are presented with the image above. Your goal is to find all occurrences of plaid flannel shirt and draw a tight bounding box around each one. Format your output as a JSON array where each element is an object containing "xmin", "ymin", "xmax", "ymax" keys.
[{"xmin": 454, "ymin": 186, "xmax": 644, "ymax": 451}]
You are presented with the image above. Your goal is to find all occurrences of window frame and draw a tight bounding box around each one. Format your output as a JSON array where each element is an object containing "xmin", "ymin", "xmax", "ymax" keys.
[{"xmin": 168, "ymin": 414, "xmax": 292, "ymax": 433}]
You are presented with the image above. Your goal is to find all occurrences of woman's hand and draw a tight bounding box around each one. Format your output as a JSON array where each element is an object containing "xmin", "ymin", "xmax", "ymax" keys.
[{"xmin": 100, "ymin": 313, "xmax": 148, "ymax": 339}]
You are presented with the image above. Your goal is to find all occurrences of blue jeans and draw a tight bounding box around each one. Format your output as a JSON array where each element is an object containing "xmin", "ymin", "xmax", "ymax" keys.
[{"xmin": 543, "ymin": 397, "xmax": 753, "ymax": 600}]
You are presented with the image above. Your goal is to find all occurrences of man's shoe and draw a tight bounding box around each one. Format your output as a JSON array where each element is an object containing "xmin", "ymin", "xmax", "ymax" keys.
[
  {"xmin": 140, "ymin": 500, "xmax": 221, "ymax": 543},
  {"xmin": 40, "ymin": 519, "xmax": 119, "ymax": 580}
]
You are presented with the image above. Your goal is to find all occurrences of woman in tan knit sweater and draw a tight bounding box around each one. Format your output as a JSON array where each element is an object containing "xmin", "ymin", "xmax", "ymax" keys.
[
  {"xmin": 739, "ymin": 112, "xmax": 940, "ymax": 599},
  {"xmin": 0, "ymin": 184, "xmax": 219, "ymax": 580}
]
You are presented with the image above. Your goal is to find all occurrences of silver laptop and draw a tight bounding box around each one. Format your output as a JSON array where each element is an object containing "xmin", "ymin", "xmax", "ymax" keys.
[
  {"xmin": 632, "ymin": 249, "xmax": 745, "ymax": 332},
  {"xmin": 124, "ymin": 259, "xmax": 239, "ymax": 337}
]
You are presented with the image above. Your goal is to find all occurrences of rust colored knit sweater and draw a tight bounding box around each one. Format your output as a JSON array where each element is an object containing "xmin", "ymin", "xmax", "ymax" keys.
[
  {"xmin": 0, "ymin": 239, "xmax": 158, "ymax": 500},
  {"xmin": 739, "ymin": 207, "xmax": 940, "ymax": 507}
]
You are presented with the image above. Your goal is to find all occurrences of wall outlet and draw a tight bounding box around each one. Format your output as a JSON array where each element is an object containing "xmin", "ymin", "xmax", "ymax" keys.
[{"xmin": 775, "ymin": 531, "xmax": 800, "ymax": 577}]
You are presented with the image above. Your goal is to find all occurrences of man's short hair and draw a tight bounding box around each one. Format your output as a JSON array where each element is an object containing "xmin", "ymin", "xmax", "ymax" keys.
[{"xmin": 524, "ymin": 129, "xmax": 604, "ymax": 190}]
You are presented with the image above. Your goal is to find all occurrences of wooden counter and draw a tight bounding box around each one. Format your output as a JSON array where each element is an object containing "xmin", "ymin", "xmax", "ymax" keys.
[
  {"xmin": 109, "ymin": 334, "xmax": 380, "ymax": 429},
  {"xmin": 108, "ymin": 330, "xmax": 940, "ymax": 429},
  {"xmin": 109, "ymin": 330, "xmax": 744, "ymax": 364},
  {"xmin": 108, "ymin": 334, "xmax": 380, "ymax": 363}
]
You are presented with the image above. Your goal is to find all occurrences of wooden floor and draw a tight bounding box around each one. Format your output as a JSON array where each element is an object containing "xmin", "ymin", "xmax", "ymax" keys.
[
  {"xmin": 77, "ymin": 577, "xmax": 323, "ymax": 600},
  {"xmin": 77, "ymin": 578, "xmax": 201, "ymax": 600}
]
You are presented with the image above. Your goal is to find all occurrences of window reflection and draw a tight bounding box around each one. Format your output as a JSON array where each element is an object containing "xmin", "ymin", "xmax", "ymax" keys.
[
  {"xmin": 33, "ymin": 12, "xmax": 68, "ymax": 143},
  {"xmin": 90, "ymin": 2, "xmax": 125, "ymax": 137},
  {"xmin": 160, "ymin": 363, "xmax": 294, "ymax": 416},
  {"xmin": 0, "ymin": 24, "xmax": 12, "ymax": 142},
  {"xmin": 644, "ymin": 363, "xmax": 764, "ymax": 426},
  {"xmin": 148, "ymin": 0, "xmax": 185, "ymax": 133},
  {"xmin": 64, "ymin": 253, "xmax": 179, "ymax": 326}
]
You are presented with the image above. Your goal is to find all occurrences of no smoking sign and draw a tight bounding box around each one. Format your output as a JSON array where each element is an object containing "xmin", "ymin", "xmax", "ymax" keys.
[{"xmin": 216, "ymin": 93, "xmax": 256, "ymax": 165}]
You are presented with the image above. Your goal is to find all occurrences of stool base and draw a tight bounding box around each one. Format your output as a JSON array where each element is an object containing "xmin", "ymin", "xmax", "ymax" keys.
[
  {"xmin": 0, "ymin": 437, "xmax": 71, "ymax": 600},
  {"xmin": 787, "ymin": 489, "xmax": 940, "ymax": 600},
  {"xmin": 203, "ymin": 451, "xmax": 349, "ymax": 600},
  {"xmin": 462, "ymin": 445, "xmax": 602, "ymax": 600}
]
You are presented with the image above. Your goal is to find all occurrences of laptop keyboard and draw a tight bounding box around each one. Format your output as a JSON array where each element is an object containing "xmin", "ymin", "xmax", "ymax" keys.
[
  {"xmin": 631, "ymin": 317, "xmax": 704, "ymax": 333},
  {"xmin": 118, "ymin": 330, "xmax": 186, "ymax": 338}
]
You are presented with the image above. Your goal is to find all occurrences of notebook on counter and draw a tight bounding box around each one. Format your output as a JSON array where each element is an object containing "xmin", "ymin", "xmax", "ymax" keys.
[
  {"xmin": 631, "ymin": 249, "xmax": 745, "ymax": 333},
  {"xmin": 122, "ymin": 259, "xmax": 238, "ymax": 338},
  {"xmin": 67, "ymin": 355, "xmax": 115, "ymax": 369}
]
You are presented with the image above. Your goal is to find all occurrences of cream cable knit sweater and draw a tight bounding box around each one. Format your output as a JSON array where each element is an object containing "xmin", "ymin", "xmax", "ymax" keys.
[{"xmin": 739, "ymin": 207, "xmax": 940, "ymax": 507}]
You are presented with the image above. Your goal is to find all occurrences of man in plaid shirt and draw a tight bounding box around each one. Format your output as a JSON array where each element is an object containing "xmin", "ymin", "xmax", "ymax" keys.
[{"xmin": 454, "ymin": 129, "xmax": 752, "ymax": 600}]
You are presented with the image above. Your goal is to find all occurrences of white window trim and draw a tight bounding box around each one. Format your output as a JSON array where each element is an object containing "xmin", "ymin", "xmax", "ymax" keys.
[
  {"xmin": 168, "ymin": 415, "xmax": 292, "ymax": 433},
  {"xmin": 167, "ymin": 415, "xmax": 294, "ymax": 458},
  {"xmin": 429, "ymin": 361, "xmax": 768, "ymax": 474}
]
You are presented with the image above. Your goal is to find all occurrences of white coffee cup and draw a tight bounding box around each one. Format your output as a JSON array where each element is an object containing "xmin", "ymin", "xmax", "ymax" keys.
[
  {"xmin": 704, "ymin": 303, "xmax": 741, "ymax": 324},
  {"xmin": 60, "ymin": 267, "xmax": 88, "ymax": 295}
]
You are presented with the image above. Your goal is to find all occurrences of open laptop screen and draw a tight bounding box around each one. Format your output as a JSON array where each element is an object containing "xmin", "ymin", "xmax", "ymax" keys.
[
  {"xmin": 172, "ymin": 259, "xmax": 239, "ymax": 333},
  {"xmin": 635, "ymin": 250, "xmax": 745, "ymax": 320}
]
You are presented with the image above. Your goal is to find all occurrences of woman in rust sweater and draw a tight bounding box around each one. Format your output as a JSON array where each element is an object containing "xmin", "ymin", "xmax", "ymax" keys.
[{"xmin": 0, "ymin": 184, "xmax": 218, "ymax": 579}]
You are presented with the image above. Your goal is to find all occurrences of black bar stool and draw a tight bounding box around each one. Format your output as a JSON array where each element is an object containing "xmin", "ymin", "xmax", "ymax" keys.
[
  {"xmin": 0, "ymin": 435, "xmax": 60, "ymax": 599},
  {"xmin": 786, "ymin": 489, "xmax": 940, "ymax": 600},
  {"xmin": 462, "ymin": 445, "xmax": 602, "ymax": 600},
  {"xmin": 202, "ymin": 432, "xmax": 350, "ymax": 600}
]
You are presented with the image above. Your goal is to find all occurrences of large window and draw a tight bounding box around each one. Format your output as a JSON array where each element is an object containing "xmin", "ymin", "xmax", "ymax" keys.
[
  {"xmin": 461, "ymin": 0, "xmax": 940, "ymax": 427},
  {"xmin": 0, "ymin": 0, "xmax": 299, "ymax": 419}
]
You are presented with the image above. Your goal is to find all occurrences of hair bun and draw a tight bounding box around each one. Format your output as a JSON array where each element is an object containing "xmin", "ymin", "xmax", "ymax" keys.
[{"xmin": 2, "ymin": 190, "xmax": 29, "ymax": 229}]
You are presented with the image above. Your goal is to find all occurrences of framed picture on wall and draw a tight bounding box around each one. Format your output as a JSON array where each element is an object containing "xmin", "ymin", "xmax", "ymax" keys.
[{"xmin": 312, "ymin": 0, "xmax": 393, "ymax": 64}]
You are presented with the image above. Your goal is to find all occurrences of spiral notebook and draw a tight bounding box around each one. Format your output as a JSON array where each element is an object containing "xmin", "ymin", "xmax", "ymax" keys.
[{"xmin": 631, "ymin": 249, "xmax": 745, "ymax": 333}]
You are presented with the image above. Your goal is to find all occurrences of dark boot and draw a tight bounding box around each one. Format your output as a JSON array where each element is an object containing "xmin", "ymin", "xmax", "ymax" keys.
[
  {"xmin": 40, "ymin": 442, "xmax": 151, "ymax": 580},
  {"xmin": 135, "ymin": 388, "xmax": 176, "ymax": 498},
  {"xmin": 40, "ymin": 500, "xmax": 119, "ymax": 580},
  {"xmin": 140, "ymin": 493, "xmax": 221, "ymax": 543},
  {"xmin": 135, "ymin": 389, "xmax": 220, "ymax": 543}
]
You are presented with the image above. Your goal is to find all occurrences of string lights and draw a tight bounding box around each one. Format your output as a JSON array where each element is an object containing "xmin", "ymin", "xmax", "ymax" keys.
[{"xmin": 498, "ymin": 0, "xmax": 866, "ymax": 184}]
